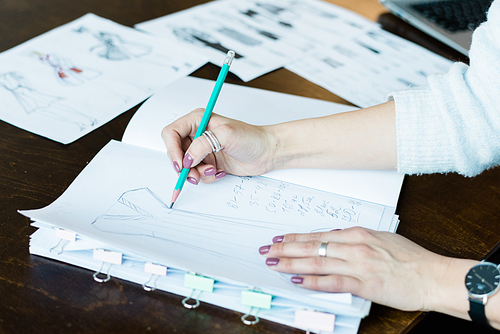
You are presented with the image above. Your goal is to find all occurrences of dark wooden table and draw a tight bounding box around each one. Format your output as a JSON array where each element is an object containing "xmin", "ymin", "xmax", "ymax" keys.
[{"xmin": 1, "ymin": 1, "xmax": 499, "ymax": 333}]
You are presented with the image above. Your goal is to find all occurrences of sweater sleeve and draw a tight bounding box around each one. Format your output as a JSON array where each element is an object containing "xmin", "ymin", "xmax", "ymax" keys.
[{"xmin": 390, "ymin": 0, "xmax": 500, "ymax": 177}]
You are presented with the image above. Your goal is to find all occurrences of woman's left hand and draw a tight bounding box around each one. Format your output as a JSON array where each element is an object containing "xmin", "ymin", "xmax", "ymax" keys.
[{"xmin": 258, "ymin": 226, "xmax": 476, "ymax": 313}]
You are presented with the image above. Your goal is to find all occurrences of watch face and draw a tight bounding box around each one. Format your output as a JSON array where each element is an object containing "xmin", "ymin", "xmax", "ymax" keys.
[{"xmin": 466, "ymin": 263, "xmax": 500, "ymax": 296}]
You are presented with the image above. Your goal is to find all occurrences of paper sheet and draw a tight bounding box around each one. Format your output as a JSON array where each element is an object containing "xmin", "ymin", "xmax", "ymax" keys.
[
  {"xmin": 286, "ymin": 26, "xmax": 453, "ymax": 107},
  {"xmin": 0, "ymin": 13, "xmax": 207, "ymax": 143},
  {"xmin": 135, "ymin": 0, "xmax": 377, "ymax": 81}
]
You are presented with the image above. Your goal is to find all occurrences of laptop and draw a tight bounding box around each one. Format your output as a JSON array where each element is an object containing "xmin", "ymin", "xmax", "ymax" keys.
[{"xmin": 379, "ymin": 0, "xmax": 493, "ymax": 55}]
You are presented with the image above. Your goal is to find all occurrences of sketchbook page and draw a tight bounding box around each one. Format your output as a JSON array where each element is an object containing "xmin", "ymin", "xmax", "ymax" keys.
[
  {"xmin": 122, "ymin": 76, "xmax": 404, "ymax": 207},
  {"xmin": 0, "ymin": 13, "xmax": 207, "ymax": 144},
  {"xmin": 134, "ymin": 0, "xmax": 377, "ymax": 82},
  {"xmin": 21, "ymin": 140, "xmax": 379, "ymax": 315},
  {"xmin": 286, "ymin": 26, "xmax": 453, "ymax": 108}
]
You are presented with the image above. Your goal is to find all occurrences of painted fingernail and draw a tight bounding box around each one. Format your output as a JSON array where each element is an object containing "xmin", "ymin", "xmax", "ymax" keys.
[
  {"xmin": 272, "ymin": 235, "xmax": 284, "ymax": 243},
  {"xmin": 204, "ymin": 167, "xmax": 216, "ymax": 176},
  {"xmin": 215, "ymin": 171, "xmax": 226, "ymax": 179},
  {"xmin": 331, "ymin": 229, "xmax": 341, "ymax": 231},
  {"xmin": 259, "ymin": 245, "xmax": 271, "ymax": 255},
  {"xmin": 266, "ymin": 258, "xmax": 280, "ymax": 266},
  {"xmin": 187, "ymin": 177, "xmax": 198, "ymax": 185},
  {"xmin": 291, "ymin": 276, "xmax": 304, "ymax": 284},
  {"xmin": 173, "ymin": 161, "xmax": 181, "ymax": 173},
  {"xmin": 183, "ymin": 154, "xmax": 193, "ymax": 169}
]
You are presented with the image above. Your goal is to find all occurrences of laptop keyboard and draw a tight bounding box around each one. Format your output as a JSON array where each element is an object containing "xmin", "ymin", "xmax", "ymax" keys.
[{"xmin": 411, "ymin": 0, "xmax": 493, "ymax": 32}]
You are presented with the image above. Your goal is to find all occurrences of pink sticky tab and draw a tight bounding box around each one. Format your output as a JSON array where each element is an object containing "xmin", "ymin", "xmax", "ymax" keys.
[{"xmin": 294, "ymin": 309, "xmax": 335, "ymax": 332}]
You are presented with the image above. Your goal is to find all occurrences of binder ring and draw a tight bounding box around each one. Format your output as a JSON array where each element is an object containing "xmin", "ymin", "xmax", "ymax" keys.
[
  {"xmin": 49, "ymin": 239, "xmax": 69, "ymax": 255},
  {"xmin": 143, "ymin": 274, "xmax": 159, "ymax": 292},
  {"xmin": 182, "ymin": 290, "xmax": 202, "ymax": 309},
  {"xmin": 241, "ymin": 310, "xmax": 260, "ymax": 325},
  {"xmin": 93, "ymin": 262, "xmax": 112, "ymax": 283}
]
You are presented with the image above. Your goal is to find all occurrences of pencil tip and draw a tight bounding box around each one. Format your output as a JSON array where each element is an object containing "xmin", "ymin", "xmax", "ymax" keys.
[{"xmin": 169, "ymin": 202, "xmax": 174, "ymax": 209}]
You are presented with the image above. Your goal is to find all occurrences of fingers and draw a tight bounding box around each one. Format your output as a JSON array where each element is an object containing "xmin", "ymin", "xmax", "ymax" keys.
[
  {"xmin": 162, "ymin": 109, "xmax": 229, "ymax": 184},
  {"xmin": 259, "ymin": 239, "xmax": 352, "ymax": 261},
  {"xmin": 292, "ymin": 274, "xmax": 363, "ymax": 294}
]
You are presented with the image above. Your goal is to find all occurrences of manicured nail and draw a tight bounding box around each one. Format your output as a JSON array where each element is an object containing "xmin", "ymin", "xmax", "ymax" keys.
[
  {"xmin": 183, "ymin": 153, "xmax": 193, "ymax": 169},
  {"xmin": 272, "ymin": 235, "xmax": 284, "ymax": 243},
  {"xmin": 215, "ymin": 171, "xmax": 226, "ymax": 179},
  {"xmin": 291, "ymin": 276, "xmax": 304, "ymax": 284},
  {"xmin": 331, "ymin": 229, "xmax": 341, "ymax": 231},
  {"xmin": 187, "ymin": 177, "xmax": 198, "ymax": 185},
  {"xmin": 204, "ymin": 167, "xmax": 216, "ymax": 176},
  {"xmin": 259, "ymin": 245, "xmax": 271, "ymax": 255},
  {"xmin": 173, "ymin": 161, "xmax": 180, "ymax": 173},
  {"xmin": 266, "ymin": 258, "xmax": 280, "ymax": 266}
]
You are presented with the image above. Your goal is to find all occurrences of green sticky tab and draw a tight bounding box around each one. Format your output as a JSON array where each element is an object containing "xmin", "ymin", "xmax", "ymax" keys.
[
  {"xmin": 184, "ymin": 273, "xmax": 214, "ymax": 292},
  {"xmin": 241, "ymin": 290, "xmax": 272, "ymax": 309}
]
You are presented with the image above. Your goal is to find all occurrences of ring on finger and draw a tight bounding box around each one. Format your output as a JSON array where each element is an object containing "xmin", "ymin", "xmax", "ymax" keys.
[
  {"xmin": 318, "ymin": 241, "xmax": 328, "ymax": 257},
  {"xmin": 203, "ymin": 130, "xmax": 223, "ymax": 153}
]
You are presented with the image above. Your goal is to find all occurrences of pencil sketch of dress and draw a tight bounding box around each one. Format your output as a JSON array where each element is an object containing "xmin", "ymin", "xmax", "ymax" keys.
[
  {"xmin": 172, "ymin": 27, "xmax": 244, "ymax": 59},
  {"xmin": 91, "ymin": 188, "xmax": 276, "ymax": 275},
  {"xmin": 74, "ymin": 27, "xmax": 152, "ymax": 60},
  {"xmin": 0, "ymin": 72, "xmax": 97, "ymax": 130},
  {"xmin": 32, "ymin": 52, "xmax": 102, "ymax": 85}
]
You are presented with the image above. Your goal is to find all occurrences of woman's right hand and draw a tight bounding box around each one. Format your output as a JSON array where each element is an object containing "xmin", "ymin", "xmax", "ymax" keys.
[{"xmin": 161, "ymin": 108, "xmax": 278, "ymax": 184}]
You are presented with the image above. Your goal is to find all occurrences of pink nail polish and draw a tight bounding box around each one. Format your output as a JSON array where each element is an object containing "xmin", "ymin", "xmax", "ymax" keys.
[
  {"xmin": 266, "ymin": 258, "xmax": 279, "ymax": 266},
  {"xmin": 330, "ymin": 229, "xmax": 342, "ymax": 231},
  {"xmin": 173, "ymin": 161, "xmax": 180, "ymax": 173},
  {"xmin": 291, "ymin": 276, "xmax": 304, "ymax": 284},
  {"xmin": 272, "ymin": 235, "xmax": 284, "ymax": 243},
  {"xmin": 204, "ymin": 167, "xmax": 216, "ymax": 176},
  {"xmin": 187, "ymin": 177, "xmax": 198, "ymax": 185},
  {"xmin": 183, "ymin": 154, "xmax": 193, "ymax": 169},
  {"xmin": 259, "ymin": 245, "xmax": 271, "ymax": 255},
  {"xmin": 215, "ymin": 171, "xmax": 226, "ymax": 179}
]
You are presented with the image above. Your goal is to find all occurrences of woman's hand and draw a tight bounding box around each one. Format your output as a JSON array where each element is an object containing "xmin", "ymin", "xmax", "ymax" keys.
[
  {"xmin": 161, "ymin": 108, "xmax": 277, "ymax": 184},
  {"xmin": 259, "ymin": 227, "xmax": 477, "ymax": 316}
]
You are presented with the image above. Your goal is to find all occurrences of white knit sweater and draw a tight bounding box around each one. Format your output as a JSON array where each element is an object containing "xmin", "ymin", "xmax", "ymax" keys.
[{"xmin": 391, "ymin": 0, "xmax": 500, "ymax": 177}]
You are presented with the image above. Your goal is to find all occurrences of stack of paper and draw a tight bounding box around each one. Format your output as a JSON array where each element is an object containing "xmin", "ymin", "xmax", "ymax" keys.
[{"xmin": 22, "ymin": 77, "xmax": 404, "ymax": 333}]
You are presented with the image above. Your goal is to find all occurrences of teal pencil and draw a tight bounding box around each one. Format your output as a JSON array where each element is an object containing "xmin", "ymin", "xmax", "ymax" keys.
[{"xmin": 169, "ymin": 50, "xmax": 235, "ymax": 209}]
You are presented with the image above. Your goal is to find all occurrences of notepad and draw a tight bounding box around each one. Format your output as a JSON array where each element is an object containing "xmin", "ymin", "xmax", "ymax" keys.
[{"xmin": 21, "ymin": 77, "xmax": 404, "ymax": 334}]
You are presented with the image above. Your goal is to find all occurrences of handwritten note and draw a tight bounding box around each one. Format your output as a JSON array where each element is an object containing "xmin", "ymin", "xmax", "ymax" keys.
[{"xmin": 178, "ymin": 175, "xmax": 390, "ymax": 231}]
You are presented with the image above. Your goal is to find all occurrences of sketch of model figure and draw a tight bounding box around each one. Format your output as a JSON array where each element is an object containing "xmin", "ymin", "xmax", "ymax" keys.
[
  {"xmin": 0, "ymin": 72, "xmax": 97, "ymax": 130},
  {"xmin": 91, "ymin": 188, "xmax": 274, "ymax": 275},
  {"xmin": 32, "ymin": 52, "xmax": 101, "ymax": 85},
  {"xmin": 74, "ymin": 27, "xmax": 152, "ymax": 60},
  {"xmin": 172, "ymin": 27, "xmax": 244, "ymax": 59}
]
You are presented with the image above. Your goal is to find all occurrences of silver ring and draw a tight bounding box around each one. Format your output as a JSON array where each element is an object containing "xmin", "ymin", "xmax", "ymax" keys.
[
  {"xmin": 203, "ymin": 130, "xmax": 222, "ymax": 153},
  {"xmin": 318, "ymin": 241, "xmax": 328, "ymax": 257}
]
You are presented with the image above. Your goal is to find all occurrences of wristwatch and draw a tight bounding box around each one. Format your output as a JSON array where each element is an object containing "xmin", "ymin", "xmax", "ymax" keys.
[{"xmin": 465, "ymin": 260, "xmax": 500, "ymax": 328}]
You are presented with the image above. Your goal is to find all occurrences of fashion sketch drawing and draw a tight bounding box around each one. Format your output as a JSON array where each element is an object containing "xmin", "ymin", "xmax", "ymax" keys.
[{"xmin": 0, "ymin": 72, "xmax": 97, "ymax": 130}]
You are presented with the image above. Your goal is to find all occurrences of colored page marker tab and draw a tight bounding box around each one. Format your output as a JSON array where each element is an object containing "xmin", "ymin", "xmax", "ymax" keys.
[
  {"xmin": 144, "ymin": 262, "xmax": 167, "ymax": 276},
  {"xmin": 54, "ymin": 228, "xmax": 76, "ymax": 242},
  {"xmin": 294, "ymin": 309, "xmax": 335, "ymax": 332},
  {"xmin": 241, "ymin": 290, "xmax": 272, "ymax": 310},
  {"xmin": 184, "ymin": 273, "xmax": 214, "ymax": 292},
  {"xmin": 93, "ymin": 249, "xmax": 123, "ymax": 265}
]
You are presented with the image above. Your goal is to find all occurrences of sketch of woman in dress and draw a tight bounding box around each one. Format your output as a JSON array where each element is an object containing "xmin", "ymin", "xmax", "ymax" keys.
[
  {"xmin": 0, "ymin": 72, "xmax": 97, "ymax": 130},
  {"xmin": 74, "ymin": 27, "xmax": 152, "ymax": 60},
  {"xmin": 32, "ymin": 52, "xmax": 102, "ymax": 85}
]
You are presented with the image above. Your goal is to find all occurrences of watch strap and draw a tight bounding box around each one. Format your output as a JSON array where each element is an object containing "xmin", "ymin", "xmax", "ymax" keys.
[{"xmin": 468, "ymin": 298, "xmax": 492, "ymax": 328}]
